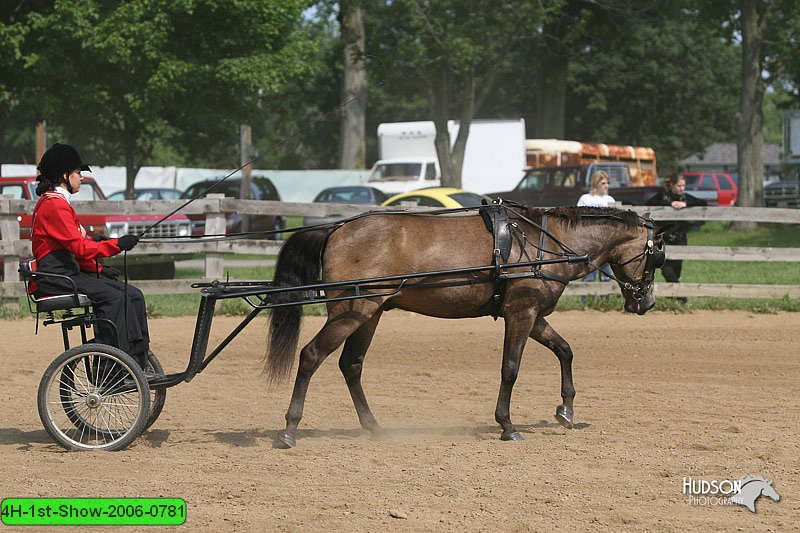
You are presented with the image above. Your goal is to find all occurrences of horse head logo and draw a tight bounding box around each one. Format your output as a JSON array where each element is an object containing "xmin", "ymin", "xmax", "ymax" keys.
[{"xmin": 729, "ymin": 476, "xmax": 780, "ymax": 513}]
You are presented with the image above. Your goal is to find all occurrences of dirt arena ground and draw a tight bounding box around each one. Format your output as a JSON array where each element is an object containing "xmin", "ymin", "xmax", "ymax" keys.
[{"xmin": 1, "ymin": 310, "xmax": 798, "ymax": 531}]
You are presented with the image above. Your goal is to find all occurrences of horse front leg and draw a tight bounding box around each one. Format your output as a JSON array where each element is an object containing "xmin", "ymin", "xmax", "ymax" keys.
[
  {"xmin": 495, "ymin": 313, "xmax": 537, "ymax": 441},
  {"xmin": 338, "ymin": 309, "xmax": 383, "ymax": 434},
  {"xmin": 529, "ymin": 317, "xmax": 576, "ymax": 429}
]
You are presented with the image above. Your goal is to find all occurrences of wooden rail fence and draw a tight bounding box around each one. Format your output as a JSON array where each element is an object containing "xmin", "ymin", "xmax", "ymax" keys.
[{"xmin": 1, "ymin": 197, "xmax": 798, "ymax": 299}]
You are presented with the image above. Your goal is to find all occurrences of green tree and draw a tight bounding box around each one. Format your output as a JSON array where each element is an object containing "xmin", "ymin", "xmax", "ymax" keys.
[
  {"xmin": 23, "ymin": 0, "xmax": 318, "ymax": 196},
  {"xmin": 367, "ymin": 0, "xmax": 560, "ymax": 187},
  {"xmin": 700, "ymin": 0, "xmax": 800, "ymax": 210},
  {"xmin": 0, "ymin": 2, "xmax": 38, "ymax": 169},
  {"xmin": 565, "ymin": 5, "xmax": 740, "ymax": 170}
]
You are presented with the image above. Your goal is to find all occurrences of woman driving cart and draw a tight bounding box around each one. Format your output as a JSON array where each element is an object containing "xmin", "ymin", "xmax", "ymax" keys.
[{"xmin": 31, "ymin": 143, "xmax": 152, "ymax": 372}]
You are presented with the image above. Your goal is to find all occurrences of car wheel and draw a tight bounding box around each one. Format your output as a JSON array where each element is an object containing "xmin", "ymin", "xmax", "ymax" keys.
[{"xmin": 273, "ymin": 218, "xmax": 284, "ymax": 241}]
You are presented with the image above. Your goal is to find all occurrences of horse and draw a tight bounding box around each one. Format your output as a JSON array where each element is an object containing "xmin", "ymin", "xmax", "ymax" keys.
[
  {"xmin": 266, "ymin": 205, "xmax": 663, "ymax": 448},
  {"xmin": 730, "ymin": 476, "xmax": 780, "ymax": 512}
]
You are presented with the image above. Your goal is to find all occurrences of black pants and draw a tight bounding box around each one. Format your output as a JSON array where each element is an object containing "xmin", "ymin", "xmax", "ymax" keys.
[
  {"xmin": 661, "ymin": 259, "xmax": 682, "ymax": 283},
  {"xmin": 36, "ymin": 273, "xmax": 150, "ymax": 359}
]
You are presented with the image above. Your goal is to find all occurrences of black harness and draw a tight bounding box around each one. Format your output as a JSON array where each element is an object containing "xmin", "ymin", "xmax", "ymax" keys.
[
  {"xmin": 479, "ymin": 204, "xmax": 513, "ymax": 318},
  {"xmin": 479, "ymin": 205, "xmax": 574, "ymax": 318}
]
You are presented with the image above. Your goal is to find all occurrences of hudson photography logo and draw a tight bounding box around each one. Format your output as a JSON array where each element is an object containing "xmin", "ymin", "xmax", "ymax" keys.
[{"xmin": 682, "ymin": 475, "xmax": 780, "ymax": 512}]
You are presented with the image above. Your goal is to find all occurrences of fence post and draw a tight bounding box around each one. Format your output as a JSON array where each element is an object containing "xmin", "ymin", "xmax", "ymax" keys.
[
  {"xmin": 204, "ymin": 194, "xmax": 226, "ymax": 279},
  {"xmin": 0, "ymin": 196, "xmax": 20, "ymax": 281},
  {"xmin": 0, "ymin": 195, "xmax": 21, "ymax": 306}
]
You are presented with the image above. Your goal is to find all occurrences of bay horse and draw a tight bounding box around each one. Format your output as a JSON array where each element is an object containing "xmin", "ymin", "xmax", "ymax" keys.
[{"xmin": 266, "ymin": 205, "xmax": 663, "ymax": 448}]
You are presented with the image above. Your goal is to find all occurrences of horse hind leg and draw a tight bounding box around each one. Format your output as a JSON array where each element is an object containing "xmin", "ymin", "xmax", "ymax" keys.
[
  {"xmin": 277, "ymin": 311, "xmax": 374, "ymax": 449},
  {"xmin": 338, "ymin": 309, "xmax": 384, "ymax": 434},
  {"xmin": 530, "ymin": 317, "xmax": 576, "ymax": 429}
]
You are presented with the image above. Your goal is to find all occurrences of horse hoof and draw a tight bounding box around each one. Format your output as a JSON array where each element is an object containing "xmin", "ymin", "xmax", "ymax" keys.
[
  {"xmin": 275, "ymin": 432, "xmax": 296, "ymax": 449},
  {"xmin": 554, "ymin": 405, "xmax": 574, "ymax": 429},
  {"xmin": 500, "ymin": 431, "xmax": 524, "ymax": 442}
]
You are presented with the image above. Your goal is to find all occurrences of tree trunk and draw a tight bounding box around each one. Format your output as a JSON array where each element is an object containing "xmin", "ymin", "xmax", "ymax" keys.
[
  {"xmin": 338, "ymin": 1, "xmax": 366, "ymax": 169},
  {"xmin": 428, "ymin": 67, "xmax": 476, "ymax": 189},
  {"xmin": 429, "ymin": 66, "xmax": 455, "ymax": 187},
  {"xmin": 123, "ymin": 126, "xmax": 139, "ymax": 200},
  {"xmin": 239, "ymin": 124, "xmax": 253, "ymax": 233},
  {"xmin": 534, "ymin": 59, "xmax": 567, "ymax": 138},
  {"xmin": 736, "ymin": 0, "xmax": 767, "ymax": 223}
]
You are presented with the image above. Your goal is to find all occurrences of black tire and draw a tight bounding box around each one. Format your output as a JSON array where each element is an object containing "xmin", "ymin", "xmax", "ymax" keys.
[
  {"xmin": 38, "ymin": 344, "xmax": 150, "ymax": 451},
  {"xmin": 126, "ymin": 262, "xmax": 176, "ymax": 280},
  {"xmin": 145, "ymin": 352, "xmax": 166, "ymax": 430},
  {"xmin": 273, "ymin": 217, "xmax": 284, "ymax": 241}
]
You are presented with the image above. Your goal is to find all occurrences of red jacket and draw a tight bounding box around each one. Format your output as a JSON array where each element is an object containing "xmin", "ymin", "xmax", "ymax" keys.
[{"xmin": 32, "ymin": 191, "xmax": 122, "ymax": 273}]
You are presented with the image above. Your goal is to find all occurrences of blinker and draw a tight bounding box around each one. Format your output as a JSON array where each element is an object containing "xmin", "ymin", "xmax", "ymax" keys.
[{"xmin": 651, "ymin": 250, "xmax": 666, "ymax": 269}]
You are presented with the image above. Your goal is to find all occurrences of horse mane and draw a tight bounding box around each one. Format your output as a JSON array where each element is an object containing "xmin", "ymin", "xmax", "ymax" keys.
[
  {"xmin": 738, "ymin": 475, "xmax": 770, "ymax": 486},
  {"xmin": 524, "ymin": 206, "xmax": 641, "ymax": 229}
]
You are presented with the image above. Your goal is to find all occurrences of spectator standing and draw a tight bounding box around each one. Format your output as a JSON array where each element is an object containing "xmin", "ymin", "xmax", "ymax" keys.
[
  {"xmin": 577, "ymin": 171, "xmax": 615, "ymax": 304},
  {"xmin": 645, "ymin": 173, "xmax": 708, "ymax": 300},
  {"xmin": 578, "ymin": 170, "xmax": 616, "ymax": 207}
]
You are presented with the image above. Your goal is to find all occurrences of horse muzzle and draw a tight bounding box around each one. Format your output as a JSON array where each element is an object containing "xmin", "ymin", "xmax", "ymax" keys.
[{"xmin": 624, "ymin": 295, "xmax": 655, "ymax": 315}]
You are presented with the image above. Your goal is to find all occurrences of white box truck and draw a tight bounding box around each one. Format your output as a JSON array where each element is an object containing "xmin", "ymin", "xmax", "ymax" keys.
[{"xmin": 365, "ymin": 119, "xmax": 527, "ymax": 195}]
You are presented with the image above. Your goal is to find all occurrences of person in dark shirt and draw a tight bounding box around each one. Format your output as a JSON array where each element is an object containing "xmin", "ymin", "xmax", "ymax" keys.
[{"xmin": 645, "ymin": 173, "xmax": 707, "ymax": 289}]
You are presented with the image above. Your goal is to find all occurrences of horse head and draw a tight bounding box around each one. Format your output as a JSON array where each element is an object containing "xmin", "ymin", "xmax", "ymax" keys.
[
  {"xmin": 761, "ymin": 481, "xmax": 780, "ymax": 502},
  {"xmin": 731, "ymin": 475, "xmax": 780, "ymax": 512},
  {"xmin": 606, "ymin": 214, "xmax": 664, "ymax": 315}
]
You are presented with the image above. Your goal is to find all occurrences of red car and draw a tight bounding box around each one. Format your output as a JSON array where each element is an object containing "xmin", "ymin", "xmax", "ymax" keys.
[
  {"xmin": 681, "ymin": 172, "xmax": 738, "ymax": 206},
  {"xmin": 0, "ymin": 176, "xmax": 192, "ymax": 278}
]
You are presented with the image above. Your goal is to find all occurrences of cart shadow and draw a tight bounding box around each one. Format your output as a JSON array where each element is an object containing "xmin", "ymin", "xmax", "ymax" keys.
[{"xmin": 0, "ymin": 427, "xmax": 58, "ymax": 449}]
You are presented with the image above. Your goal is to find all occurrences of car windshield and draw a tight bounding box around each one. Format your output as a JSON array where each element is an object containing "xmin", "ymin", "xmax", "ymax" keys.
[
  {"xmin": 448, "ymin": 192, "xmax": 485, "ymax": 207},
  {"xmin": 315, "ymin": 188, "xmax": 383, "ymax": 204},
  {"xmin": 683, "ymin": 175, "xmax": 701, "ymax": 188},
  {"xmin": 182, "ymin": 179, "xmax": 278, "ymax": 200},
  {"xmin": 368, "ymin": 163, "xmax": 423, "ymax": 182}
]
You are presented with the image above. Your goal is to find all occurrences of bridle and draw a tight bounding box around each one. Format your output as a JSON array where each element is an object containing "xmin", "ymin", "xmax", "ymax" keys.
[
  {"xmin": 605, "ymin": 218, "xmax": 665, "ymax": 301},
  {"xmin": 493, "ymin": 203, "xmax": 665, "ymax": 298}
]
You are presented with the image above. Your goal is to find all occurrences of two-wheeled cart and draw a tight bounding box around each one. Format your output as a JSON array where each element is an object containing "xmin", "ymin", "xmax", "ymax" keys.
[{"xmin": 22, "ymin": 253, "xmax": 587, "ymax": 451}]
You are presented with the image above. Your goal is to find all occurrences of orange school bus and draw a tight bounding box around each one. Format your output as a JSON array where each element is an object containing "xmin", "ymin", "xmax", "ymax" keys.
[{"xmin": 525, "ymin": 139, "xmax": 657, "ymax": 186}]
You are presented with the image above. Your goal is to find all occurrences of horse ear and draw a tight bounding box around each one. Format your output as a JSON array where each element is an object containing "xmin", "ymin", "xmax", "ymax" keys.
[{"xmin": 653, "ymin": 221, "xmax": 673, "ymax": 236}]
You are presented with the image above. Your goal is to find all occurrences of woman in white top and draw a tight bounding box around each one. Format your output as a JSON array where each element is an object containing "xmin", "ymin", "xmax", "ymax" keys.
[
  {"xmin": 577, "ymin": 171, "xmax": 615, "ymax": 207},
  {"xmin": 576, "ymin": 171, "xmax": 614, "ymax": 303}
]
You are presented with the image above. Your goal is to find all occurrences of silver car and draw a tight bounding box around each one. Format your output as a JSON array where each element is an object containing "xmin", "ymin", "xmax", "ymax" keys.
[{"xmin": 303, "ymin": 186, "xmax": 388, "ymax": 227}]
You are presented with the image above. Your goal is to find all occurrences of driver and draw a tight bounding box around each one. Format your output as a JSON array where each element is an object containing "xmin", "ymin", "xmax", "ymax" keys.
[{"xmin": 31, "ymin": 143, "xmax": 152, "ymax": 370}]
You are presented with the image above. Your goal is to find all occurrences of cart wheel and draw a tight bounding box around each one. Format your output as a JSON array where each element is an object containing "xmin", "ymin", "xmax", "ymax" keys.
[
  {"xmin": 38, "ymin": 344, "xmax": 150, "ymax": 451},
  {"xmin": 145, "ymin": 351, "xmax": 166, "ymax": 430}
]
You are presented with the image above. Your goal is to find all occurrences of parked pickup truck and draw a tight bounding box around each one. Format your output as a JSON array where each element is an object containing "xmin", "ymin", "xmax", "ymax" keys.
[
  {"xmin": 764, "ymin": 171, "xmax": 800, "ymax": 208},
  {"xmin": 0, "ymin": 176, "xmax": 192, "ymax": 279},
  {"xmin": 487, "ymin": 162, "xmax": 662, "ymax": 206}
]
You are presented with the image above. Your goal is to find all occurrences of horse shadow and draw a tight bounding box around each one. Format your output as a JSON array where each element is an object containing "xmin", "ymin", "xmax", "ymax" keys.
[
  {"xmin": 198, "ymin": 419, "xmax": 591, "ymax": 448},
  {"xmin": 0, "ymin": 420, "xmax": 591, "ymax": 450}
]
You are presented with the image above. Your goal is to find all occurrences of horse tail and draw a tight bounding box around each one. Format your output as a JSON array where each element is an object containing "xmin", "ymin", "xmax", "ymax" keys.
[{"xmin": 266, "ymin": 227, "xmax": 333, "ymax": 383}]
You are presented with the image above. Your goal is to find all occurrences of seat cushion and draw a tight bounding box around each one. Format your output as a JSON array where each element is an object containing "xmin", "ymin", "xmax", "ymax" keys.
[{"xmin": 34, "ymin": 293, "xmax": 92, "ymax": 312}]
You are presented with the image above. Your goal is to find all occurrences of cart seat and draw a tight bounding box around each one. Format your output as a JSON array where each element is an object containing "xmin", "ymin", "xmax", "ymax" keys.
[
  {"xmin": 18, "ymin": 258, "xmax": 92, "ymax": 313},
  {"xmin": 31, "ymin": 293, "xmax": 93, "ymax": 312}
]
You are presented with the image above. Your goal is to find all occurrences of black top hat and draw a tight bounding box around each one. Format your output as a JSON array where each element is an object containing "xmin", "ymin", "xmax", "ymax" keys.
[{"xmin": 36, "ymin": 143, "xmax": 91, "ymax": 181}]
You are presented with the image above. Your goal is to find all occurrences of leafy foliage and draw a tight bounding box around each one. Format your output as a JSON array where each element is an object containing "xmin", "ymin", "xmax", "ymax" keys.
[{"xmin": 11, "ymin": 0, "xmax": 319, "ymax": 189}]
